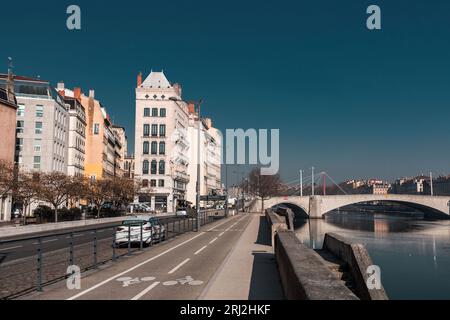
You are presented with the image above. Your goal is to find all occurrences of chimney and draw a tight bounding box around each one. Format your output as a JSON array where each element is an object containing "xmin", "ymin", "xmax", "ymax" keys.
[
  {"xmin": 57, "ymin": 82, "xmax": 65, "ymax": 97},
  {"xmin": 89, "ymin": 90, "xmax": 95, "ymax": 98},
  {"xmin": 74, "ymin": 87, "xmax": 81, "ymax": 101},
  {"xmin": 137, "ymin": 72, "xmax": 142, "ymax": 87},
  {"xmin": 188, "ymin": 102, "xmax": 195, "ymax": 114},
  {"xmin": 173, "ymin": 83, "xmax": 182, "ymax": 96}
]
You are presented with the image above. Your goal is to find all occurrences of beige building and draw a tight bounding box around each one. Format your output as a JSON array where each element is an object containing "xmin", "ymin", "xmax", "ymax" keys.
[
  {"xmin": 0, "ymin": 78, "xmax": 17, "ymax": 221},
  {"xmin": 112, "ymin": 125, "xmax": 127, "ymax": 177},
  {"xmin": 134, "ymin": 71, "xmax": 190, "ymax": 212},
  {"xmin": 186, "ymin": 109, "xmax": 222, "ymax": 206},
  {"xmin": 56, "ymin": 83, "xmax": 86, "ymax": 177},
  {"xmin": 0, "ymin": 75, "xmax": 69, "ymax": 174}
]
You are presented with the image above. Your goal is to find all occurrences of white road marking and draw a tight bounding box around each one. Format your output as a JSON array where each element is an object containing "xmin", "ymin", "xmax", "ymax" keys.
[
  {"xmin": 33, "ymin": 239, "xmax": 57, "ymax": 245},
  {"xmin": 168, "ymin": 258, "xmax": 190, "ymax": 274},
  {"xmin": 206, "ymin": 215, "xmax": 239, "ymax": 232},
  {"xmin": 67, "ymin": 232, "xmax": 205, "ymax": 300},
  {"xmin": 194, "ymin": 245, "xmax": 208, "ymax": 255},
  {"xmin": 0, "ymin": 245, "xmax": 22, "ymax": 251},
  {"xmin": 218, "ymin": 232, "xmax": 225, "ymax": 237},
  {"xmin": 209, "ymin": 238, "xmax": 218, "ymax": 244},
  {"xmin": 130, "ymin": 282, "xmax": 160, "ymax": 300}
]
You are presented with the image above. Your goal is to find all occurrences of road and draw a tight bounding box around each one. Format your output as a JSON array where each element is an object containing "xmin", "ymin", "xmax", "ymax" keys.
[
  {"xmin": 0, "ymin": 215, "xmax": 181, "ymax": 264},
  {"xmin": 23, "ymin": 213, "xmax": 252, "ymax": 300}
]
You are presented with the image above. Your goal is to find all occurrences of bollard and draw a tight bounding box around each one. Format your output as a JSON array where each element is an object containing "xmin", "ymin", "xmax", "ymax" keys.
[{"xmin": 37, "ymin": 237, "xmax": 43, "ymax": 292}]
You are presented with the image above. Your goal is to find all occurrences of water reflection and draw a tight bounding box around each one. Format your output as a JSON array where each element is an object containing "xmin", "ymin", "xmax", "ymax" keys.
[{"xmin": 294, "ymin": 211, "xmax": 450, "ymax": 299}]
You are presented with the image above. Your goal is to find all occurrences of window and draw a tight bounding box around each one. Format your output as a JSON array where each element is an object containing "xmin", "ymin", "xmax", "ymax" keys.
[
  {"xmin": 142, "ymin": 179, "xmax": 149, "ymax": 188},
  {"xmin": 16, "ymin": 121, "xmax": 24, "ymax": 134},
  {"xmin": 144, "ymin": 108, "xmax": 150, "ymax": 117},
  {"xmin": 35, "ymin": 122, "xmax": 43, "ymax": 134},
  {"xmin": 150, "ymin": 179, "xmax": 157, "ymax": 187},
  {"xmin": 151, "ymin": 141, "xmax": 158, "ymax": 155},
  {"xmin": 160, "ymin": 108, "xmax": 166, "ymax": 117},
  {"xmin": 16, "ymin": 138, "xmax": 23, "ymax": 152},
  {"xmin": 152, "ymin": 108, "xmax": 158, "ymax": 117},
  {"xmin": 159, "ymin": 160, "xmax": 165, "ymax": 175},
  {"xmin": 17, "ymin": 104, "xmax": 25, "ymax": 117},
  {"xmin": 151, "ymin": 160, "xmax": 157, "ymax": 174},
  {"xmin": 159, "ymin": 125, "xmax": 166, "ymax": 137},
  {"xmin": 151, "ymin": 124, "xmax": 158, "ymax": 137},
  {"xmin": 36, "ymin": 105, "xmax": 44, "ymax": 117},
  {"xmin": 94, "ymin": 123, "xmax": 100, "ymax": 135},
  {"xmin": 143, "ymin": 141, "xmax": 149, "ymax": 155},
  {"xmin": 159, "ymin": 142, "xmax": 166, "ymax": 155},
  {"xmin": 143, "ymin": 124, "xmax": 150, "ymax": 137},
  {"xmin": 158, "ymin": 179, "xmax": 165, "ymax": 187},
  {"xmin": 142, "ymin": 160, "xmax": 149, "ymax": 175},
  {"xmin": 34, "ymin": 139, "xmax": 42, "ymax": 152},
  {"xmin": 33, "ymin": 156, "xmax": 41, "ymax": 170}
]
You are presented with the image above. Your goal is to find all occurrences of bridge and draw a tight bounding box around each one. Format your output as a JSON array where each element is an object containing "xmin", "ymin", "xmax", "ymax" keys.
[{"xmin": 257, "ymin": 194, "xmax": 450, "ymax": 219}]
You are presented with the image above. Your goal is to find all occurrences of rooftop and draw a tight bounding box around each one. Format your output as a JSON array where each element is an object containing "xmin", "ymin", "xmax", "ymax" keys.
[{"xmin": 140, "ymin": 71, "xmax": 171, "ymax": 89}]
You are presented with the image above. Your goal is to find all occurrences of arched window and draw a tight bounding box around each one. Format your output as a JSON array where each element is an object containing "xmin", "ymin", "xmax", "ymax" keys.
[
  {"xmin": 151, "ymin": 160, "xmax": 157, "ymax": 175},
  {"xmin": 142, "ymin": 160, "xmax": 149, "ymax": 175},
  {"xmin": 151, "ymin": 141, "xmax": 158, "ymax": 155},
  {"xmin": 143, "ymin": 141, "xmax": 149, "ymax": 154},
  {"xmin": 159, "ymin": 142, "xmax": 166, "ymax": 155},
  {"xmin": 142, "ymin": 179, "xmax": 149, "ymax": 188},
  {"xmin": 159, "ymin": 160, "xmax": 165, "ymax": 175}
]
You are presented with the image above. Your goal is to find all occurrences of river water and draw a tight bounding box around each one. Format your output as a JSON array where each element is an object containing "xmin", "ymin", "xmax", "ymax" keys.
[{"xmin": 294, "ymin": 211, "xmax": 450, "ymax": 299}]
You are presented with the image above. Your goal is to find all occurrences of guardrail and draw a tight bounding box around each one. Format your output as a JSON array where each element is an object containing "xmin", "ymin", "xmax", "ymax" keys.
[{"xmin": 0, "ymin": 210, "xmax": 224, "ymax": 300}]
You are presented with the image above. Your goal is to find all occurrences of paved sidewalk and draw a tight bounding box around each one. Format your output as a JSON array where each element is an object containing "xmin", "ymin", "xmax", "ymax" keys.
[{"xmin": 200, "ymin": 213, "xmax": 284, "ymax": 300}]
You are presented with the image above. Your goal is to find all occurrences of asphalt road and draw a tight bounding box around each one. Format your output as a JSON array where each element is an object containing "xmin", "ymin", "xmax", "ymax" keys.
[
  {"xmin": 23, "ymin": 213, "xmax": 252, "ymax": 300},
  {"xmin": 0, "ymin": 215, "xmax": 185, "ymax": 264}
]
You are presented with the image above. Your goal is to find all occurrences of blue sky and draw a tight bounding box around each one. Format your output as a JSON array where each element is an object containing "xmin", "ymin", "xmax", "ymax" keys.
[{"xmin": 2, "ymin": 0, "xmax": 450, "ymax": 183}]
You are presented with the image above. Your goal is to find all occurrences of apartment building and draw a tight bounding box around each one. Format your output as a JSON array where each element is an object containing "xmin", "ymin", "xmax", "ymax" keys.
[
  {"xmin": 112, "ymin": 125, "xmax": 127, "ymax": 177},
  {"xmin": 56, "ymin": 83, "xmax": 86, "ymax": 177},
  {"xmin": 135, "ymin": 71, "xmax": 190, "ymax": 212},
  {"xmin": 0, "ymin": 75, "xmax": 17, "ymax": 221},
  {"xmin": 0, "ymin": 74, "xmax": 69, "ymax": 174},
  {"xmin": 186, "ymin": 109, "xmax": 222, "ymax": 206}
]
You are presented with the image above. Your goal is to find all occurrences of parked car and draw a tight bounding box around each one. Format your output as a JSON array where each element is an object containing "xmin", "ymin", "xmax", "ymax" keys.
[{"xmin": 114, "ymin": 216, "xmax": 166, "ymax": 247}]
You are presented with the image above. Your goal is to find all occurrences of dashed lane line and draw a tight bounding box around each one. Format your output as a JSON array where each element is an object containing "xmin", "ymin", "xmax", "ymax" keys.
[
  {"xmin": 0, "ymin": 245, "xmax": 22, "ymax": 251},
  {"xmin": 194, "ymin": 246, "xmax": 208, "ymax": 255},
  {"xmin": 209, "ymin": 238, "xmax": 218, "ymax": 244},
  {"xmin": 131, "ymin": 282, "xmax": 160, "ymax": 300},
  {"xmin": 168, "ymin": 258, "xmax": 190, "ymax": 274},
  {"xmin": 67, "ymin": 232, "xmax": 205, "ymax": 300},
  {"xmin": 67, "ymin": 215, "xmax": 241, "ymax": 300}
]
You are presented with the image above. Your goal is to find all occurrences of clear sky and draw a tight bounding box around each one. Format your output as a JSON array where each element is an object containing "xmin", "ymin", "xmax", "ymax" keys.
[{"xmin": 2, "ymin": 0, "xmax": 450, "ymax": 183}]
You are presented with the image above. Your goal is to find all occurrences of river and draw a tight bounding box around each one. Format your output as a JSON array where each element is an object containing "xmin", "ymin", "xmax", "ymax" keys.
[{"xmin": 294, "ymin": 211, "xmax": 450, "ymax": 299}]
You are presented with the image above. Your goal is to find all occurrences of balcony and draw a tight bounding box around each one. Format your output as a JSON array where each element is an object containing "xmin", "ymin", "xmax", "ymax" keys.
[{"xmin": 173, "ymin": 171, "xmax": 190, "ymax": 183}]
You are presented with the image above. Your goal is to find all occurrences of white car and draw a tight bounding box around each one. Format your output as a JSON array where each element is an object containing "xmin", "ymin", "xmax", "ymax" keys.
[
  {"xmin": 114, "ymin": 216, "xmax": 166, "ymax": 247},
  {"xmin": 176, "ymin": 209, "xmax": 188, "ymax": 217}
]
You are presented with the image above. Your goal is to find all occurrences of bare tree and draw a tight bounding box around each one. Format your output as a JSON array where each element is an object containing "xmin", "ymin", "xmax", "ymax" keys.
[
  {"xmin": 67, "ymin": 175, "xmax": 87, "ymax": 208},
  {"xmin": 38, "ymin": 172, "xmax": 72, "ymax": 223},
  {"xmin": 0, "ymin": 160, "xmax": 15, "ymax": 199},
  {"xmin": 85, "ymin": 179, "xmax": 113, "ymax": 218},
  {"xmin": 110, "ymin": 177, "xmax": 137, "ymax": 210},
  {"xmin": 247, "ymin": 168, "xmax": 282, "ymax": 213},
  {"xmin": 14, "ymin": 171, "xmax": 41, "ymax": 224}
]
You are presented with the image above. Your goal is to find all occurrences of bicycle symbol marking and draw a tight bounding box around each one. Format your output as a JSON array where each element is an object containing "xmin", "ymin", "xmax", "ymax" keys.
[
  {"xmin": 163, "ymin": 276, "xmax": 203, "ymax": 286},
  {"xmin": 116, "ymin": 277, "xmax": 156, "ymax": 287},
  {"xmin": 116, "ymin": 275, "xmax": 203, "ymax": 287}
]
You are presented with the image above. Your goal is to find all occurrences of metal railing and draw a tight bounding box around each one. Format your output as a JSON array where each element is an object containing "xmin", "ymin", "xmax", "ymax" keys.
[{"xmin": 0, "ymin": 210, "xmax": 224, "ymax": 300}]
